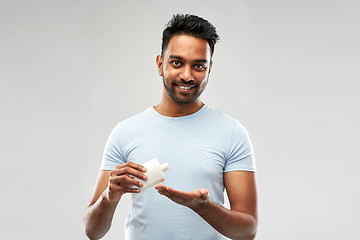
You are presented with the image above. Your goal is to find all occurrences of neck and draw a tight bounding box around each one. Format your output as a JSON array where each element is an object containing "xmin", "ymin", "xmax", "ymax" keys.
[{"xmin": 154, "ymin": 97, "xmax": 205, "ymax": 117}]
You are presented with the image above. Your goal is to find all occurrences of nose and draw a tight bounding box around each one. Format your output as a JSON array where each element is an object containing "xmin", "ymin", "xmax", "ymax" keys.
[{"xmin": 179, "ymin": 65, "xmax": 194, "ymax": 82}]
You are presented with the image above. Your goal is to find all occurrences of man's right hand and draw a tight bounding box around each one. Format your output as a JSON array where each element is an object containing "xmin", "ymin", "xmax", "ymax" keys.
[
  {"xmin": 103, "ymin": 162, "xmax": 148, "ymax": 202},
  {"xmin": 84, "ymin": 163, "xmax": 147, "ymax": 239}
]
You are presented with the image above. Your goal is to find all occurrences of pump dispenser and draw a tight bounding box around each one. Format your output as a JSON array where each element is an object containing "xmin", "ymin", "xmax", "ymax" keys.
[{"xmin": 136, "ymin": 158, "xmax": 170, "ymax": 191}]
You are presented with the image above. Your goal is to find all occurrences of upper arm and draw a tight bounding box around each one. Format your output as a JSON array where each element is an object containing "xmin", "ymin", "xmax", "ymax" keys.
[
  {"xmin": 88, "ymin": 170, "xmax": 112, "ymax": 206},
  {"xmin": 224, "ymin": 171, "xmax": 257, "ymax": 220}
]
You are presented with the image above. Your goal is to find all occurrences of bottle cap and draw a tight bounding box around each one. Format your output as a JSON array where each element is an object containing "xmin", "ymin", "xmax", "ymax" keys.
[{"xmin": 160, "ymin": 163, "xmax": 170, "ymax": 172}]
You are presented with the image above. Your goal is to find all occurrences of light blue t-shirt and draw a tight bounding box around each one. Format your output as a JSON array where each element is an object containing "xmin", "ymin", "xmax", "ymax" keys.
[{"xmin": 101, "ymin": 105, "xmax": 256, "ymax": 240}]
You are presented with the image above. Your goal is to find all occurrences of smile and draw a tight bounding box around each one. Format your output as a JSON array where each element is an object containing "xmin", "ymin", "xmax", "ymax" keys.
[{"xmin": 177, "ymin": 85, "xmax": 195, "ymax": 90}]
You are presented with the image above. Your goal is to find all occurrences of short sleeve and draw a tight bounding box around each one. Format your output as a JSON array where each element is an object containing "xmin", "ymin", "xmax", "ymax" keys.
[
  {"xmin": 100, "ymin": 126, "xmax": 125, "ymax": 170},
  {"xmin": 224, "ymin": 121, "xmax": 256, "ymax": 172}
]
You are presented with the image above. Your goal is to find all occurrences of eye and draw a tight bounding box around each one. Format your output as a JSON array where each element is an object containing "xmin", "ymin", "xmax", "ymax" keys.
[
  {"xmin": 171, "ymin": 61, "xmax": 181, "ymax": 66},
  {"xmin": 194, "ymin": 64, "xmax": 205, "ymax": 71}
]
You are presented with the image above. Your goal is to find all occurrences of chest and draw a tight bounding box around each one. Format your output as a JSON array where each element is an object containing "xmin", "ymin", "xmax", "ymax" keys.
[{"xmin": 122, "ymin": 126, "xmax": 229, "ymax": 190}]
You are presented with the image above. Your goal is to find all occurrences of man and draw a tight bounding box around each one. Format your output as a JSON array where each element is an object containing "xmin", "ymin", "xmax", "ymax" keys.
[{"xmin": 83, "ymin": 14, "xmax": 257, "ymax": 240}]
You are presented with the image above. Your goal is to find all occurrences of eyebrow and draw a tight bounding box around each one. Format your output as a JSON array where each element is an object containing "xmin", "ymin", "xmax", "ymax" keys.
[{"xmin": 169, "ymin": 55, "xmax": 208, "ymax": 63}]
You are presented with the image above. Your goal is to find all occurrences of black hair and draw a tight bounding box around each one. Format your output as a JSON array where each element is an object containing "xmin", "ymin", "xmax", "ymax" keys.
[{"xmin": 161, "ymin": 14, "xmax": 220, "ymax": 57}]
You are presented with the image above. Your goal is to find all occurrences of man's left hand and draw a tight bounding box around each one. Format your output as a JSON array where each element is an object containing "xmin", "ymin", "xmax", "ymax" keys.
[{"xmin": 155, "ymin": 184, "xmax": 209, "ymax": 210}]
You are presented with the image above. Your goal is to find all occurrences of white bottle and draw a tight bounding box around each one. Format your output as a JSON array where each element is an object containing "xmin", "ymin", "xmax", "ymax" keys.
[{"xmin": 136, "ymin": 158, "xmax": 170, "ymax": 191}]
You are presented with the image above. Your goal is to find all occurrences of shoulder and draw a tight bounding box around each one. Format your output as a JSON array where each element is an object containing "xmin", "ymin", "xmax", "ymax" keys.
[
  {"xmin": 116, "ymin": 107, "xmax": 154, "ymax": 127},
  {"xmin": 203, "ymin": 105, "xmax": 243, "ymax": 127},
  {"xmin": 202, "ymin": 105, "xmax": 251, "ymax": 141},
  {"xmin": 109, "ymin": 107, "xmax": 155, "ymax": 137}
]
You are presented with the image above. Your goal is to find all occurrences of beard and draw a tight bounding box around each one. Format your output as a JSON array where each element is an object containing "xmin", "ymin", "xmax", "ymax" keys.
[{"xmin": 162, "ymin": 75, "xmax": 208, "ymax": 104}]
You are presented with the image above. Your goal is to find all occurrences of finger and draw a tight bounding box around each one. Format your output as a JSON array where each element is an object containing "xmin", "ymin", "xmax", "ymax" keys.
[
  {"xmin": 115, "ymin": 162, "xmax": 147, "ymax": 173},
  {"xmin": 160, "ymin": 186, "xmax": 186, "ymax": 196},
  {"xmin": 199, "ymin": 189, "xmax": 210, "ymax": 200},
  {"xmin": 108, "ymin": 177, "xmax": 143, "ymax": 195},
  {"xmin": 120, "ymin": 187, "xmax": 141, "ymax": 194},
  {"xmin": 112, "ymin": 166, "xmax": 147, "ymax": 181},
  {"xmin": 157, "ymin": 189, "xmax": 179, "ymax": 200},
  {"xmin": 110, "ymin": 183, "xmax": 142, "ymax": 194},
  {"xmin": 155, "ymin": 185, "xmax": 192, "ymax": 199},
  {"xmin": 157, "ymin": 188, "xmax": 187, "ymax": 201},
  {"xmin": 111, "ymin": 175, "xmax": 144, "ymax": 188},
  {"xmin": 155, "ymin": 184, "xmax": 175, "ymax": 192},
  {"xmin": 155, "ymin": 185, "xmax": 172, "ymax": 195},
  {"xmin": 155, "ymin": 184, "xmax": 167, "ymax": 190}
]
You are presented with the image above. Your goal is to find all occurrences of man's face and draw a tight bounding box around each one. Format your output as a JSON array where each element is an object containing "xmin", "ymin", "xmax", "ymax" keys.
[{"xmin": 156, "ymin": 34, "xmax": 212, "ymax": 104}]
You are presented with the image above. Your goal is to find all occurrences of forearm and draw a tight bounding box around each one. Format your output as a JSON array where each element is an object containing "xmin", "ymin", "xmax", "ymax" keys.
[
  {"xmin": 192, "ymin": 200, "xmax": 257, "ymax": 240},
  {"xmin": 83, "ymin": 192, "xmax": 120, "ymax": 240}
]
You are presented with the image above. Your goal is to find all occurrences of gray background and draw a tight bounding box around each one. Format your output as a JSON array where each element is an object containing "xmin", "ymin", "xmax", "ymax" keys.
[{"xmin": 1, "ymin": 0, "xmax": 359, "ymax": 239}]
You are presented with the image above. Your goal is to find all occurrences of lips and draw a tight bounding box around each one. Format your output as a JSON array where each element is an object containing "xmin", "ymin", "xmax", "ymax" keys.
[{"xmin": 177, "ymin": 84, "xmax": 196, "ymax": 90}]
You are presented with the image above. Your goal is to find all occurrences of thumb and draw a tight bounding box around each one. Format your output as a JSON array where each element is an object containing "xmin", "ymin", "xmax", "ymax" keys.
[{"xmin": 200, "ymin": 189, "xmax": 210, "ymax": 200}]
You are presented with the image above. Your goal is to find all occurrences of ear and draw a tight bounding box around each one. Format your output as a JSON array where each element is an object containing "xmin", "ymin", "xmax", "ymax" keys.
[{"xmin": 156, "ymin": 55, "xmax": 163, "ymax": 76}]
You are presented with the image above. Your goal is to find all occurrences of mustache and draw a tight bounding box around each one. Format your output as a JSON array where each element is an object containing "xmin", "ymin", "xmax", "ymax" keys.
[{"xmin": 173, "ymin": 80, "xmax": 196, "ymax": 86}]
